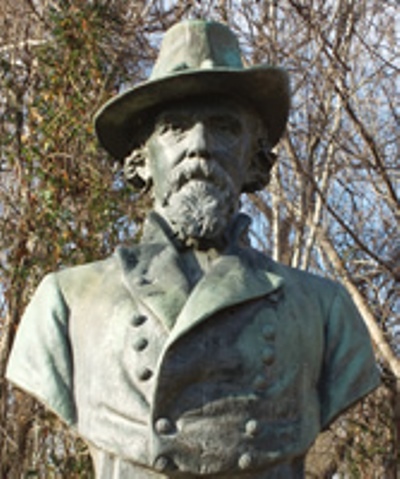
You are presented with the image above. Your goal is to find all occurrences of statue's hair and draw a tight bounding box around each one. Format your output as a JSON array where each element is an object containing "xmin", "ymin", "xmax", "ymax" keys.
[
  {"xmin": 123, "ymin": 147, "xmax": 150, "ymax": 190},
  {"xmin": 241, "ymin": 115, "xmax": 277, "ymax": 193}
]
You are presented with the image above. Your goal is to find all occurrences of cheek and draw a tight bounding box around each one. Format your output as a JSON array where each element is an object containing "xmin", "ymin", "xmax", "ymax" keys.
[
  {"xmin": 149, "ymin": 136, "xmax": 183, "ymax": 170},
  {"xmin": 146, "ymin": 142, "xmax": 168, "ymax": 199},
  {"xmin": 225, "ymin": 138, "xmax": 252, "ymax": 184}
]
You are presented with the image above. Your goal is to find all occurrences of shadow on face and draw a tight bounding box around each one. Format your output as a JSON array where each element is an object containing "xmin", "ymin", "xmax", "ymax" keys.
[{"xmin": 124, "ymin": 95, "xmax": 276, "ymax": 198}]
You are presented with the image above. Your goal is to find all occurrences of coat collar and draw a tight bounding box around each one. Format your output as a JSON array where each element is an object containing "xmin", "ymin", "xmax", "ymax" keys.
[
  {"xmin": 116, "ymin": 212, "xmax": 284, "ymax": 337},
  {"xmin": 166, "ymin": 251, "xmax": 283, "ymax": 347}
]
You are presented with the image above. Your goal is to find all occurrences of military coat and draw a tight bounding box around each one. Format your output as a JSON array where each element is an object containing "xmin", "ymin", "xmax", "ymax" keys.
[{"xmin": 6, "ymin": 214, "xmax": 380, "ymax": 478}]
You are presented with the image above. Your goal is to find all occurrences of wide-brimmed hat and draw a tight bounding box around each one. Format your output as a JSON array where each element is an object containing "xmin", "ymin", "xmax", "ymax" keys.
[{"xmin": 94, "ymin": 20, "xmax": 290, "ymax": 160}]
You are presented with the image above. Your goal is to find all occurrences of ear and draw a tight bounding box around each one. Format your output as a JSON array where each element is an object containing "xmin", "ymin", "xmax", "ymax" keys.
[
  {"xmin": 123, "ymin": 147, "xmax": 152, "ymax": 190},
  {"xmin": 242, "ymin": 146, "xmax": 277, "ymax": 193}
]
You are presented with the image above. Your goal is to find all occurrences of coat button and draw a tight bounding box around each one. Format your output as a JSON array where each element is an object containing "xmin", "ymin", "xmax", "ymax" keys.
[
  {"xmin": 134, "ymin": 337, "xmax": 148, "ymax": 351},
  {"xmin": 155, "ymin": 417, "xmax": 174, "ymax": 434},
  {"xmin": 254, "ymin": 375, "xmax": 267, "ymax": 391},
  {"xmin": 153, "ymin": 455, "xmax": 175, "ymax": 472},
  {"xmin": 262, "ymin": 324, "xmax": 276, "ymax": 340},
  {"xmin": 131, "ymin": 314, "xmax": 147, "ymax": 327},
  {"xmin": 245, "ymin": 419, "xmax": 259, "ymax": 436},
  {"xmin": 238, "ymin": 452, "xmax": 253, "ymax": 470},
  {"xmin": 137, "ymin": 367, "xmax": 153, "ymax": 381},
  {"xmin": 262, "ymin": 347, "xmax": 275, "ymax": 365}
]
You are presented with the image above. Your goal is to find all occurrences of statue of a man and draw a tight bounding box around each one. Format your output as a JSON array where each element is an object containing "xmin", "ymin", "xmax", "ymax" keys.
[{"xmin": 6, "ymin": 20, "xmax": 380, "ymax": 478}]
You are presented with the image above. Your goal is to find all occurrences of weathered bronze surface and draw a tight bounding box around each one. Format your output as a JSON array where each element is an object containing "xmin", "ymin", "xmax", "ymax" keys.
[{"xmin": 6, "ymin": 20, "xmax": 379, "ymax": 479}]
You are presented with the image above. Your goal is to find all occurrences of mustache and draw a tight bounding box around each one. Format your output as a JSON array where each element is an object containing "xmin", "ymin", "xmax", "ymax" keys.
[{"xmin": 164, "ymin": 158, "xmax": 236, "ymax": 200}]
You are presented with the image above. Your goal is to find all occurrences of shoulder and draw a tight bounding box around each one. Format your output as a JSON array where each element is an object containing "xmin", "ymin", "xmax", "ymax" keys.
[
  {"xmin": 40, "ymin": 253, "xmax": 121, "ymax": 305},
  {"xmin": 56, "ymin": 255, "xmax": 116, "ymax": 281},
  {"xmin": 276, "ymin": 261, "xmax": 341, "ymax": 295},
  {"xmin": 243, "ymin": 246, "xmax": 341, "ymax": 298}
]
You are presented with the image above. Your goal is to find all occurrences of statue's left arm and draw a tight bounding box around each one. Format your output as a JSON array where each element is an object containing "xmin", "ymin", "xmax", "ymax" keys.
[{"xmin": 319, "ymin": 284, "xmax": 380, "ymax": 429}]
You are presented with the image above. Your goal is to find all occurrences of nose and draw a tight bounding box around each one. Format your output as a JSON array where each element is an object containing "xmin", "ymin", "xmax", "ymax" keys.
[{"xmin": 186, "ymin": 122, "xmax": 210, "ymax": 159}]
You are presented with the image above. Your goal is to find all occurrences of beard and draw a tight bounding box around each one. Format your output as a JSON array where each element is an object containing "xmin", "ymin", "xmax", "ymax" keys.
[{"xmin": 159, "ymin": 159, "xmax": 239, "ymax": 246}]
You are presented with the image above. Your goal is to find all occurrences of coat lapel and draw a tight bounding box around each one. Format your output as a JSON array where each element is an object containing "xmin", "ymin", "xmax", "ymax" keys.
[
  {"xmin": 165, "ymin": 251, "xmax": 284, "ymax": 348},
  {"xmin": 117, "ymin": 242, "xmax": 191, "ymax": 330}
]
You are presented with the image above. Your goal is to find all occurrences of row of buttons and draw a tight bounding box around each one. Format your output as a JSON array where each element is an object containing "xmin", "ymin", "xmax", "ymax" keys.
[
  {"xmin": 153, "ymin": 417, "xmax": 262, "ymax": 437},
  {"xmin": 152, "ymin": 416, "xmax": 262, "ymax": 472},
  {"xmin": 153, "ymin": 451, "xmax": 255, "ymax": 472},
  {"xmin": 254, "ymin": 322, "xmax": 277, "ymax": 391},
  {"xmin": 131, "ymin": 313, "xmax": 153, "ymax": 381}
]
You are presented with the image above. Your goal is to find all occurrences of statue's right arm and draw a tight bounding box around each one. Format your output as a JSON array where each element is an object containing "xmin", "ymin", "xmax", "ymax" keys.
[{"xmin": 6, "ymin": 273, "xmax": 77, "ymax": 426}]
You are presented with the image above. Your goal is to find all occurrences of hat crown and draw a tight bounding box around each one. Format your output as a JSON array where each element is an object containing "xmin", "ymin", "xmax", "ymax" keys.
[
  {"xmin": 150, "ymin": 20, "xmax": 244, "ymax": 80},
  {"xmin": 94, "ymin": 19, "xmax": 290, "ymax": 160}
]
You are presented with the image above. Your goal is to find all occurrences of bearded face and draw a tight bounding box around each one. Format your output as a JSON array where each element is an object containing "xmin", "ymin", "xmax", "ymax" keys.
[
  {"xmin": 144, "ymin": 97, "xmax": 256, "ymax": 246},
  {"xmin": 160, "ymin": 158, "xmax": 237, "ymax": 244}
]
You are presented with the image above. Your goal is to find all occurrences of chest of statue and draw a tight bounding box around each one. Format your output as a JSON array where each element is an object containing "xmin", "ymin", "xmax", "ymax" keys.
[
  {"xmin": 69, "ymin": 271, "xmax": 323, "ymax": 477},
  {"xmin": 6, "ymin": 245, "xmax": 379, "ymax": 478}
]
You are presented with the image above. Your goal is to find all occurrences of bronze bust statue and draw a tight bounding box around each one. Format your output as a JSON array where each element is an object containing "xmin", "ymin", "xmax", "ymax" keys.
[{"xmin": 6, "ymin": 20, "xmax": 379, "ymax": 478}]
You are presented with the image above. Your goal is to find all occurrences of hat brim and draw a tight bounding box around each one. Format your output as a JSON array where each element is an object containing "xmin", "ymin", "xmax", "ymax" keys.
[{"xmin": 94, "ymin": 66, "xmax": 290, "ymax": 160}]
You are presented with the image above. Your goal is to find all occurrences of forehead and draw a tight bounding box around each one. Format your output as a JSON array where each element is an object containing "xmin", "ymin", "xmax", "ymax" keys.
[{"xmin": 155, "ymin": 95, "xmax": 257, "ymax": 122}]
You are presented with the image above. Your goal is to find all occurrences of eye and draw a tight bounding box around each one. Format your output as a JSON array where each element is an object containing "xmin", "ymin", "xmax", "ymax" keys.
[
  {"xmin": 158, "ymin": 121, "xmax": 181, "ymax": 135},
  {"xmin": 156, "ymin": 114, "xmax": 190, "ymax": 136},
  {"xmin": 209, "ymin": 115, "xmax": 242, "ymax": 136}
]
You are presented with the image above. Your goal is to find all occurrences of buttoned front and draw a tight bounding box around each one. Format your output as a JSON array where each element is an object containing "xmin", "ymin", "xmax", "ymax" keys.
[{"xmin": 6, "ymin": 213, "xmax": 380, "ymax": 478}]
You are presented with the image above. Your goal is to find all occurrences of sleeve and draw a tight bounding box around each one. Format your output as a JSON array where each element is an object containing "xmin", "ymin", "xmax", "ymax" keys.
[
  {"xmin": 5, "ymin": 273, "xmax": 76, "ymax": 426},
  {"xmin": 319, "ymin": 284, "xmax": 380, "ymax": 430}
]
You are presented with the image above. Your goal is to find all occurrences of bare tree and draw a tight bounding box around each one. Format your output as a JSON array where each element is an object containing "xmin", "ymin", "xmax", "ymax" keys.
[{"xmin": 1, "ymin": 0, "xmax": 398, "ymax": 477}]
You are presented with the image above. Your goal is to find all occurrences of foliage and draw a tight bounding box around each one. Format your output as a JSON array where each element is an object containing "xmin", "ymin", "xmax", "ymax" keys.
[
  {"xmin": 0, "ymin": 0, "xmax": 398, "ymax": 477},
  {"xmin": 0, "ymin": 1, "xmax": 152, "ymax": 476}
]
